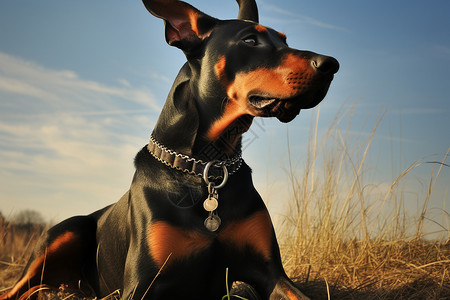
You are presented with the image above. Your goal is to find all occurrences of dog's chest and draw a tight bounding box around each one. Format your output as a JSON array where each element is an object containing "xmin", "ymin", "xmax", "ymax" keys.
[{"xmin": 146, "ymin": 210, "xmax": 273, "ymax": 268}]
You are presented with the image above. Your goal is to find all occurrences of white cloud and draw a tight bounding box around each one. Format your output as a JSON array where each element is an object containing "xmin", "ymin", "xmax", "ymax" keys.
[
  {"xmin": 0, "ymin": 76, "xmax": 54, "ymax": 99},
  {"xmin": 0, "ymin": 52, "xmax": 161, "ymax": 220},
  {"xmin": 0, "ymin": 52, "xmax": 161, "ymax": 111}
]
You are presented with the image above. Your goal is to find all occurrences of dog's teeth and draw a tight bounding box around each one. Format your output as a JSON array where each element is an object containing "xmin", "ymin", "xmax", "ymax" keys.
[
  {"xmin": 252, "ymin": 98, "xmax": 276, "ymax": 108},
  {"xmin": 260, "ymin": 100, "xmax": 273, "ymax": 106}
]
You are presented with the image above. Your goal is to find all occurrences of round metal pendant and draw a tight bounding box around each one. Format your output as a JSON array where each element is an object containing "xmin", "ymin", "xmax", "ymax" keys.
[
  {"xmin": 203, "ymin": 197, "xmax": 219, "ymax": 212},
  {"xmin": 204, "ymin": 215, "xmax": 221, "ymax": 232}
]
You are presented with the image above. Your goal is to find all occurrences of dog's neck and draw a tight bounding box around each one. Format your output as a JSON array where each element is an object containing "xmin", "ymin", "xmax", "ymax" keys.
[{"xmin": 151, "ymin": 64, "xmax": 243, "ymax": 162}]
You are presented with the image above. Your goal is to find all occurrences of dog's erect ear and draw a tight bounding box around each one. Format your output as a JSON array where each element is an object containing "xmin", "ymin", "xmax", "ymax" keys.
[
  {"xmin": 142, "ymin": 0, "xmax": 218, "ymax": 53},
  {"xmin": 236, "ymin": 0, "xmax": 259, "ymax": 23}
]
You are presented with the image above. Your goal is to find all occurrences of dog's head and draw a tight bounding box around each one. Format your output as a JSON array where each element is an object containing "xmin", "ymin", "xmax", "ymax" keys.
[{"xmin": 144, "ymin": 0, "xmax": 339, "ymax": 152}]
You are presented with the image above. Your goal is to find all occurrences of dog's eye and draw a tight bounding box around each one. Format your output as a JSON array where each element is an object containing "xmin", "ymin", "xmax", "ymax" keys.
[{"xmin": 243, "ymin": 37, "xmax": 257, "ymax": 46}]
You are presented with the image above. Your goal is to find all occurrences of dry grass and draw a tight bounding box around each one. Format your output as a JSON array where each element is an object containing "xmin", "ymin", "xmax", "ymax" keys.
[
  {"xmin": 278, "ymin": 105, "xmax": 450, "ymax": 299},
  {"xmin": 1, "ymin": 105, "xmax": 449, "ymax": 299},
  {"xmin": 0, "ymin": 221, "xmax": 45, "ymax": 293}
]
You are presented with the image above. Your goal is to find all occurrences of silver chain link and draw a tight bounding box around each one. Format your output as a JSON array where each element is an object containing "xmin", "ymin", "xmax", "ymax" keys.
[{"xmin": 147, "ymin": 135, "xmax": 242, "ymax": 180}]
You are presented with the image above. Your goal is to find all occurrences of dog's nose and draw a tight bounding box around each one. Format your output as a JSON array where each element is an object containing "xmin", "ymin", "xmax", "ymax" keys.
[{"xmin": 312, "ymin": 55, "xmax": 340, "ymax": 74}]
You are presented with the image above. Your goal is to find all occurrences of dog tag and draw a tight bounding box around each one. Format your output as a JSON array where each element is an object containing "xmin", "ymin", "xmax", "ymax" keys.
[
  {"xmin": 203, "ymin": 196, "xmax": 219, "ymax": 212},
  {"xmin": 204, "ymin": 215, "xmax": 221, "ymax": 232}
]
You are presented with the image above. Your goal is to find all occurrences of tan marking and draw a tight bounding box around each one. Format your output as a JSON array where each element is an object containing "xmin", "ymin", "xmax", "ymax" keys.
[
  {"xmin": 227, "ymin": 53, "xmax": 310, "ymax": 101},
  {"xmin": 207, "ymin": 53, "xmax": 312, "ymax": 141},
  {"xmin": 186, "ymin": 9, "xmax": 212, "ymax": 39},
  {"xmin": 254, "ymin": 24, "xmax": 267, "ymax": 32},
  {"xmin": 214, "ymin": 55, "xmax": 228, "ymax": 84},
  {"xmin": 219, "ymin": 211, "xmax": 273, "ymax": 261},
  {"xmin": 188, "ymin": 10, "xmax": 201, "ymax": 36},
  {"xmin": 206, "ymin": 100, "xmax": 250, "ymax": 141},
  {"xmin": 147, "ymin": 222, "xmax": 212, "ymax": 268},
  {"xmin": 286, "ymin": 289, "xmax": 299, "ymax": 299},
  {"xmin": 278, "ymin": 32, "xmax": 287, "ymax": 40},
  {"xmin": 47, "ymin": 232, "xmax": 77, "ymax": 253}
]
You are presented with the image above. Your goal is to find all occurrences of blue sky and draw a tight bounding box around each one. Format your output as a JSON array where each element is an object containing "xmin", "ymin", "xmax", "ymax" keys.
[{"xmin": 0, "ymin": 1, "xmax": 449, "ymax": 236}]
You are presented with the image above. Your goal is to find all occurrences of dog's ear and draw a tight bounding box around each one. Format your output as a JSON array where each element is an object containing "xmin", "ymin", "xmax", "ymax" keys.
[
  {"xmin": 236, "ymin": 0, "xmax": 259, "ymax": 23},
  {"xmin": 143, "ymin": 0, "xmax": 218, "ymax": 53}
]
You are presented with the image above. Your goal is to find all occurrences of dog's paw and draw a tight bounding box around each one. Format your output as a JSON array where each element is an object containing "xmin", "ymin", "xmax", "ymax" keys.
[{"xmin": 230, "ymin": 281, "xmax": 261, "ymax": 300}]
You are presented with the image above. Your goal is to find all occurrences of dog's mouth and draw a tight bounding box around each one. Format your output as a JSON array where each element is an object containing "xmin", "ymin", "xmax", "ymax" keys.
[
  {"xmin": 248, "ymin": 96, "xmax": 278, "ymax": 109},
  {"xmin": 248, "ymin": 95, "xmax": 303, "ymax": 123},
  {"xmin": 248, "ymin": 79, "xmax": 333, "ymax": 123}
]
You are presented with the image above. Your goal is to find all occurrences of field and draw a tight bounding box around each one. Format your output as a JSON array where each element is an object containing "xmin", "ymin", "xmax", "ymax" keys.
[
  {"xmin": 0, "ymin": 223, "xmax": 44, "ymax": 295},
  {"xmin": 1, "ymin": 107, "xmax": 449, "ymax": 299},
  {"xmin": 276, "ymin": 107, "xmax": 450, "ymax": 299}
]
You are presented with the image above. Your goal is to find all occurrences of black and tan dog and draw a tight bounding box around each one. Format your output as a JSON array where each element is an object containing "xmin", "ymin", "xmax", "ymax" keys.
[{"xmin": 1, "ymin": 0, "xmax": 338, "ymax": 299}]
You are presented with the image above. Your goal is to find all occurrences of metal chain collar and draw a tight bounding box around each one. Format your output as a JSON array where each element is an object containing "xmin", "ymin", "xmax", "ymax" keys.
[{"xmin": 147, "ymin": 135, "xmax": 242, "ymax": 180}]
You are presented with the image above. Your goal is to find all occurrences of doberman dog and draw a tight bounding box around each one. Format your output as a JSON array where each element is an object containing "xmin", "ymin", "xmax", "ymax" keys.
[{"xmin": 1, "ymin": 0, "xmax": 338, "ymax": 299}]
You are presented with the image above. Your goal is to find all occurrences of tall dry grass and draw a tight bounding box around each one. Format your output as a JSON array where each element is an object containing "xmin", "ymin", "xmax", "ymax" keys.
[
  {"xmin": 0, "ymin": 220, "xmax": 45, "ymax": 293},
  {"xmin": 278, "ymin": 105, "xmax": 450, "ymax": 299}
]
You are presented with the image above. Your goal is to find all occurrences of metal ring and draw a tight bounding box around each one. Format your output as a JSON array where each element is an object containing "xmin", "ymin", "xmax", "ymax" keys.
[{"xmin": 203, "ymin": 160, "xmax": 228, "ymax": 189}]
